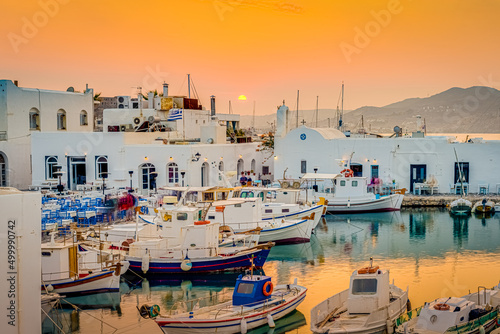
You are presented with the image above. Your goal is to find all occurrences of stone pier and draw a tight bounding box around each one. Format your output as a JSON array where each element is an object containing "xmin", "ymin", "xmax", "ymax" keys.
[{"xmin": 402, "ymin": 194, "xmax": 500, "ymax": 207}]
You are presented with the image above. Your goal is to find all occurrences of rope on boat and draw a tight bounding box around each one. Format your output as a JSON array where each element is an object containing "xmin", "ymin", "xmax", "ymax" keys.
[{"xmin": 60, "ymin": 298, "xmax": 118, "ymax": 334}]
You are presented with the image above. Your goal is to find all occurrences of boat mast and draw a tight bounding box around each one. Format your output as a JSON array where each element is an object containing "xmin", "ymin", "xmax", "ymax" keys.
[
  {"xmin": 453, "ymin": 148, "xmax": 465, "ymax": 197},
  {"xmin": 296, "ymin": 90, "xmax": 299, "ymax": 128},
  {"xmin": 340, "ymin": 82, "xmax": 344, "ymax": 131},
  {"xmin": 188, "ymin": 74, "xmax": 191, "ymax": 98}
]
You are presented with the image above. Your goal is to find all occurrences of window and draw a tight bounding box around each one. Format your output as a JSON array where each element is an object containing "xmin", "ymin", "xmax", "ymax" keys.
[
  {"xmin": 371, "ymin": 165, "xmax": 379, "ymax": 179},
  {"xmin": 262, "ymin": 166, "xmax": 269, "ymax": 175},
  {"xmin": 340, "ymin": 180, "xmax": 346, "ymax": 186},
  {"xmin": 57, "ymin": 109, "xmax": 66, "ymax": 130},
  {"xmin": 351, "ymin": 279, "xmax": 378, "ymax": 295},
  {"xmin": 41, "ymin": 252, "xmax": 51, "ymax": 257},
  {"xmin": 265, "ymin": 209, "xmax": 273, "ymax": 213},
  {"xmin": 29, "ymin": 108, "xmax": 40, "ymax": 130},
  {"xmin": 208, "ymin": 215, "xmax": 215, "ymax": 220},
  {"xmin": 0, "ymin": 153, "xmax": 6, "ymax": 187},
  {"xmin": 282, "ymin": 208, "xmax": 290, "ymax": 213},
  {"xmin": 45, "ymin": 156, "xmax": 58, "ymax": 179},
  {"xmin": 237, "ymin": 282, "xmax": 255, "ymax": 294},
  {"xmin": 167, "ymin": 162, "xmax": 179, "ymax": 184},
  {"xmin": 351, "ymin": 164, "xmax": 363, "ymax": 177},
  {"xmin": 301, "ymin": 160, "xmax": 307, "ymax": 174},
  {"xmin": 95, "ymin": 156, "xmax": 108, "ymax": 179},
  {"xmin": 80, "ymin": 110, "xmax": 88, "ymax": 126},
  {"xmin": 218, "ymin": 161, "xmax": 224, "ymax": 181},
  {"xmin": 352, "ymin": 180, "xmax": 358, "ymax": 187},
  {"xmin": 454, "ymin": 162, "xmax": 469, "ymax": 183},
  {"xmin": 177, "ymin": 213, "xmax": 188, "ymax": 220}
]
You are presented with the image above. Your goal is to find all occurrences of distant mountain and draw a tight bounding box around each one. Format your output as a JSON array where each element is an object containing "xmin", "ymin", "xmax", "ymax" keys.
[{"xmin": 240, "ymin": 87, "xmax": 500, "ymax": 133}]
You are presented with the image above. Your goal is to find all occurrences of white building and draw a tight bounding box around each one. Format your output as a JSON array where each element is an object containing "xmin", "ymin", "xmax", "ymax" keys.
[
  {"xmin": 274, "ymin": 104, "xmax": 500, "ymax": 194},
  {"xmin": 29, "ymin": 86, "xmax": 273, "ymax": 193},
  {"xmin": 0, "ymin": 80, "xmax": 94, "ymax": 189},
  {"xmin": 0, "ymin": 188, "xmax": 42, "ymax": 334}
]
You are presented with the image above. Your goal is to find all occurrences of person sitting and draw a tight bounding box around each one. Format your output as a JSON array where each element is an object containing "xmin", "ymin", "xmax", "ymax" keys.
[
  {"xmin": 247, "ymin": 176, "xmax": 253, "ymax": 186},
  {"xmin": 239, "ymin": 172, "xmax": 247, "ymax": 186}
]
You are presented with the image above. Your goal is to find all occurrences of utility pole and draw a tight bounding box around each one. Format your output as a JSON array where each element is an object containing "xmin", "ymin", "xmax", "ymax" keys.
[
  {"xmin": 296, "ymin": 90, "xmax": 299, "ymax": 129},
  {"xmin": 316, "ymin": 96, "xmax": 319, "ymax": 127},
  {"xmin": 188, "ymin": 74, "xmax": 191, "ymax": 98}
]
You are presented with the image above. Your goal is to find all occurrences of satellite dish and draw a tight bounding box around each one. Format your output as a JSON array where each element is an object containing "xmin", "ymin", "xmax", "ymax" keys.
[
  {"xmin": 66, "ymin": 86, "xmax": 75, "ymax": 92},
  {"xmin": 207, "ymin": 138, "xmax": 214, "ymax": 144}
]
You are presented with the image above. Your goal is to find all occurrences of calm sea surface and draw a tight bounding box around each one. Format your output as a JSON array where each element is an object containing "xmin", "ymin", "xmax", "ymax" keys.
[{"xmin": 43, "ymin": 208, "xmax": 500, "ymax": 334}]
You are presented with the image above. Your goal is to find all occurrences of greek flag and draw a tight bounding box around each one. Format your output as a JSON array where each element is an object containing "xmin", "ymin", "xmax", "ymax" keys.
[{"xmin": 167, "ymin": 108, "xmax": 183, "ymax": 121}]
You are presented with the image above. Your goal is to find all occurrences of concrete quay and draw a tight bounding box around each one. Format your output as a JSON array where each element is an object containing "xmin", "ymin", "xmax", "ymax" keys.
[{"xmin": 402, "ymin": 194, "xmax": 500, "ymax": 207}]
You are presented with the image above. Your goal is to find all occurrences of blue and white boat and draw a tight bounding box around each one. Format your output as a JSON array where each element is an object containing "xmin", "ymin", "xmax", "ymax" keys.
[{"xmin": 146, "ymin": 273, "xmax": 307, "ymax": 333}]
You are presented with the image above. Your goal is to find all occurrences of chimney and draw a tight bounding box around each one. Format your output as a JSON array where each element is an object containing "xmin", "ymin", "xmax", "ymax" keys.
[
  {"xmin": 148, "ymin": 92, "xmax": 154, "ymax": 109},
  {"xmin": 13, "ymin": 80, "xmax": 18, "ymax": 87},
  {"xmin": 162, "ymin": 83, "xmax": 169, "ymax": 97},
  {"xmin": 210, "ymin": 95, "xmax": 216, "ymax": 116}
]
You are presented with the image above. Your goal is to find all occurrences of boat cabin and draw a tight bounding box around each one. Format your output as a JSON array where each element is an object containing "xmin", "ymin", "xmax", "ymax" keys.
[
  {"xmin": 416, "ymin": 297, "xmax": 476, "ymax": 333},
  {"xmin": 347, "ymin": 265, "xmax": 390, "ymax": 314},
  {"xmin": 206, "ymin": 198, "xmax": 262, "ymax": 225},
  {"xmin": 232, "ymin": 274, "xmax": 273, "ymax": 306},
  {"xmin": 335, "ymin": 177, "xmax": 369, "ymax": 198},
  {"xmin": 41, "ymin": 242, "xmax": 78, "ymax": 281}
]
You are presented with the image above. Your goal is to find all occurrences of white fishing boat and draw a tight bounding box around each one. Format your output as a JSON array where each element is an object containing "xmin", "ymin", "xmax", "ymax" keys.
[
  {"xmin": 311, "ymin": 258, "xmax": 409, "ymax": 334},
  {"xmin": 143, "ymin": 273, "xmax": 307, "ymax": 334},
  {"xmin": 41, "ymin": 293, "xmax": 60, "ymax": 323},
  {"xmin": 449, "ymin": 198, "xmax": 472, "ymax": 216},
  {"xmin": 472, "ymin": 199, "xmax": 495, "ymax": 215},
  {"xmin": 395, "ymin": 285, "xmax": 500, "ymax": 334},
  {"xmin": 301, "ymin": 173, "xmax": 404, "ymax": 214},
  {"xmin": 41, "ymin": 233, "xmax": 129, "ymax": 296},
  {"xmin": 206, "ymin": 198, "xmax": 314, "ymax": 244}
]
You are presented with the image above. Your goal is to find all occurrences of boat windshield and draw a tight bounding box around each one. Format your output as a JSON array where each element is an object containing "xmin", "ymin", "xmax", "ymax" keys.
[
  {"xmin": 352, "ymin": 279, "xmax": 377, "ymax": 295},
  {"xmin": 237, "ymin": 282, "xmax": 255, "ymax": 294}
]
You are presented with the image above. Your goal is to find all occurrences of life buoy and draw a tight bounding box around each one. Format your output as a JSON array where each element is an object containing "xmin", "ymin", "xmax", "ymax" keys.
[
  {"xmin": 134, "ymin": 117, "xmax": 141, "ymax": 125},
  {"xmin": 194, "ymin": 220, "xmax": 210, "ymax": 225},
  {"xmin": 340, "ymin": 169, "xmax": 354, "ymax": 177},
  {"xmin": 434, "ymin": 303, "xmax": 450, "ymax": 311},
  {"xmin": 358, "ymin": 266, "xmax": 380, "ymax": 274},
  {"xmin": 263, "ymin": 281, "xmax": 273, "ymax": 296}
]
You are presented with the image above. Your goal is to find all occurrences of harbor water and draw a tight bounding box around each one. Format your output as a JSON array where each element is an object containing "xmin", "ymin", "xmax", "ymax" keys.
[{"xmin": 43, "ymin": 208, "xmax": 500, "ymax": 333}]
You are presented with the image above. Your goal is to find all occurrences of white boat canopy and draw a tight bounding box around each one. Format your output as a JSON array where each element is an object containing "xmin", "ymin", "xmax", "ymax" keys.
[
  {"xmin": 300, "ymin": 173, "xmax": 340, "ymax": 180},
  {"xmin": 211, "ymin": 199, "xmax": 247, "ymax": 206}
]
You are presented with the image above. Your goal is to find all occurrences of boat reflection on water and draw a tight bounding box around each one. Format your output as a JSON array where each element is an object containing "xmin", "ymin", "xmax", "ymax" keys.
[
  {"xmin": 267, "ymin": 234, "xmax": 324, "ymax": 264},
  {"xmin": 246, "ymin": 310, "xmax": 306, "ymax": 334},
  {"xmin": 42, "ymin": 291, "xmax": 122, "ymax": 333}
]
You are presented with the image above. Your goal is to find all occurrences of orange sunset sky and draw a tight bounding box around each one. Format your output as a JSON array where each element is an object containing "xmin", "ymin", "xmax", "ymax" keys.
[{"xmin": 1, "ymin": 0, "xmax": 500, "ymax": 115}]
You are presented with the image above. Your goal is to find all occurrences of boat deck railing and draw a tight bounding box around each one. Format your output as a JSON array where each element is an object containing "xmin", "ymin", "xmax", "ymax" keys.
[{"xmin": 395, "ymin": 306, "xmax": 423, "ymax": 327}]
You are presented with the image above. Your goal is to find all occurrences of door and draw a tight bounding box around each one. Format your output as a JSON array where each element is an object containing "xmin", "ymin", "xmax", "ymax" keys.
[
  {"xmin": 70, "ymin": 157, "xmax": 86, "ymax": 190},
  {"xmin": 201, "ymin": 162, "xmax": 209, "ymax": 186},
  {"xmin": 410, "ymin": 164, "xmax": 426, "ymax": 192}
]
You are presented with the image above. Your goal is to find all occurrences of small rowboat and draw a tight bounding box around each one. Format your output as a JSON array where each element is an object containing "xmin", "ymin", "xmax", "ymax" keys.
[{"xmin": 141, "ymin": 273, "xmax": 307, "ymax": 334}]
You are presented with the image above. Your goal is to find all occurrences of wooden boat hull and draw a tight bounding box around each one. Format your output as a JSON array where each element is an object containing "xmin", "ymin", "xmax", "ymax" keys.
[
  {"xmin": 156, "ymin": 288, "xmax": 307, "ymax": 334},
  {"xmin": 262, "ymin": 205, "xmax": 324, "ymax": 230},
  {"xmin": 258, "ymin": 219, "xmax": 313, "ymax": 245},
  {"xmin": 127, "ymin": 247, "xmax": 271, "ymax": 274},
  {"xmin": 41, "ymin": 269, "xmax": 122, "ymax": 296}
]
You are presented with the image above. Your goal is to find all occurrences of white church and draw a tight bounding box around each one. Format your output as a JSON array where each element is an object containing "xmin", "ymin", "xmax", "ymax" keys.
[{"xmin": 273, "ymin": 104, "xmax": 500, "ymax": 195}]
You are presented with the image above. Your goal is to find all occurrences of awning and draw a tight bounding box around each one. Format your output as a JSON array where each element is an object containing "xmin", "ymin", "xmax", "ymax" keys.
[{"xmin": 300, "ymin": 173, "xmax": 340, "ymax": 180}]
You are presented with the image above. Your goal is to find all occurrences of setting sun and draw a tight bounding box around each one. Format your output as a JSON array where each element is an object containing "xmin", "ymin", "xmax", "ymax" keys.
[{"xmin": 238, "ymin": 95, "xmax": 247, "ymax": 101}]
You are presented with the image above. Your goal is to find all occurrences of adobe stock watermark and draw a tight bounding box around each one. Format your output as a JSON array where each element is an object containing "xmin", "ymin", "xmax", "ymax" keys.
[
  {"xmin": 7, "ymin": 0, "xmax": 70, "ymax": 54},
  {"xmin": 211, "ymin": 0, "xmax": 303, "ymax": 21},
  {"xmin": 340, "ymin": 0, "xmax": 406, "ymax": 64}
]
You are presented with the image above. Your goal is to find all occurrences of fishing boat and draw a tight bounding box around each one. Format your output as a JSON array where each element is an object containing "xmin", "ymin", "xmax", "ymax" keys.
[
  {"xmin": 41, "ymin": 233, "xmax": 129, "ymax": 296},
  {"xmin": 472, "ymin": 199, "xmax": 495, "ymax": 215},
  {"xmin": 300, "ymin": 173, "xmax": 404, "ymax": 214},
  {"xmin": 125, "ymin": 221, "xmax": 274, "ymax": 274},
  {"xmin": 449, "ymin": 198, "xmax": 472, "ymax": 215},
  {"xmin": 311, "ymin": 258, "xmax": 409, "ymax": 334},
  {"xmin": 395, "ymin": 285, "xmax": 500, "ymax": 334},
  {"xmin": 206, "ymin": 198, "xmax": 314, "ymax": 244},
  {"xmin": 143, "ymin": 272, "xmax": 307, "ymax": 333}
]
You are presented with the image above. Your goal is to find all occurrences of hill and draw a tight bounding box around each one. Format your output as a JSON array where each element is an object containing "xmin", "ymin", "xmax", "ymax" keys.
[{"xmin": 240, "ymin": 86, "xmax": 500, "ymax": 133}]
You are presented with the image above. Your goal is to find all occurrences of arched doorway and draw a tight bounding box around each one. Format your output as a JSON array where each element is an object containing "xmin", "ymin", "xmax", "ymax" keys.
[
  {"xmin": 237, "ymin": 159, "xmax": 244, "ymax": 178},
  {"xmin": 0, "ymin": 152, "xmax": 7, "ymax": 187},
  {"xmin": 218, "ymin": 161, "xmax": 224, "ymax": 181},
  {"xmin": 140, "ymin": 163, "xmax": 156, "ymax": 194},
  {"xmin": 201, "ymin": 162, "xmax": 209, "ymax": 186},
  {"xmin": 251, "ymin": 159, "xmax": 256, "ymax": 173}
]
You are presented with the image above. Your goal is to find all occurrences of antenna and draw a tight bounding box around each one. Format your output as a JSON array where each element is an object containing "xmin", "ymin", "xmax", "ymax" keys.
[
  {"xmin": 132, "ymin": 86, "xmax": 143, "ymax": 118},
  {"xmin": 252, "ymin": 101, "xmax": 256, "ymax": 130},
  {"xmin": 316, "ymin": 96, "xmax": 319, "ymax": 127},
  {"xmin": 340, "ymin": 82, "xmax": 344, "ymax": 130},
  {"xmin": 454, "ymin": 148, "xmax": 465, "ymax": 197}
]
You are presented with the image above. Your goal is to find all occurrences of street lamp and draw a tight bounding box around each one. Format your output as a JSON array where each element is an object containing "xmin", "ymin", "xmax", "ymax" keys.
[
  {"xmin": 151, "ymin": 171, "xmax": 158, "ymax": 194},
  {"xmin": 313, "ymin": 167, "xmax": 319, "ymax": 192},
  {"xmin": 99, "ymin": 172, "xmax": 110, "ymax": 195},
  {"xmin": 53, "ymin": 169, "xmax": 64, "ymax": 195},
  {"xmin": 180, "ymin": 170, "xmax": 186, "ymax": 187},
  {"xmin": 192, "ymin": 152, "xmax": 201, "ymax": 162},
  {"xmin": 128, "ymin": 170, "xmax": 134, "ymax": 190}
]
